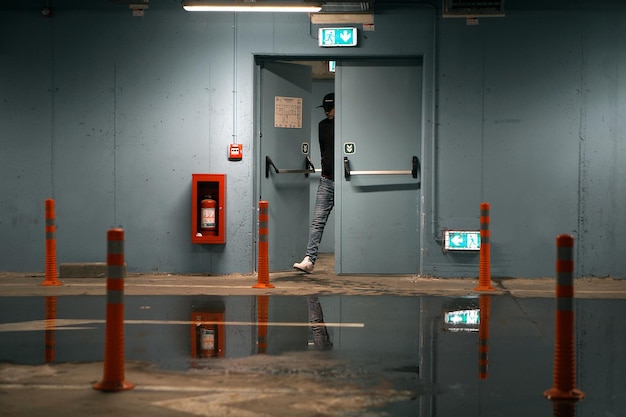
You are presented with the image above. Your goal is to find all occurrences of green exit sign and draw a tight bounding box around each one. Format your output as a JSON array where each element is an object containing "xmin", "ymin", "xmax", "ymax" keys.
[
  {"xmin": 318, "ymin": 27, "xmax": 357, "ymax": 47},
  {"xmin": 443, "ymin": 230, "xmax": 481, "ymax": 252}
]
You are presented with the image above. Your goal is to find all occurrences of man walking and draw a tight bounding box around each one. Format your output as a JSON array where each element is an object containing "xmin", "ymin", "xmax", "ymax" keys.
[{"xmin": 293, "ymin": 93, "xmax": 335, "ymax": 273}]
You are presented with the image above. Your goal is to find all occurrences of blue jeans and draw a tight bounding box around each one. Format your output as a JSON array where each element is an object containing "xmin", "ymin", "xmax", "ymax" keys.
[
  {"xmin": 306, "ymin": 177, "xmax": 334, "ymax": 264},
  {"xmin": 307, "ymin": 296, "xmax": 332, "ymax": 349}
]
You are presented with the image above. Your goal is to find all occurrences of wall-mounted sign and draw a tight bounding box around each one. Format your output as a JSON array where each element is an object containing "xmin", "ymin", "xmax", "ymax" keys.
[
  {"xmin": 274, "ymin": 96, "xmax": 302, "ymax": 128},
  {"xmin": 319, "ymin": 27, "xmax": 357, "ymax": 47},
  {"xmin": 443, "ymin": 230, "xmax": 481, "ymax": 251},
  {"xmin": 343, "ymin": 142, "xmax": 356, "ymax": 155}
]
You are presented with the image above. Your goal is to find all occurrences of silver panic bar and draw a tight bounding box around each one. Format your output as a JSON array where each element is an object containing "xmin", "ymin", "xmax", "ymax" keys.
[
  {"xmin": 265, "ymin": 155, "xmax": 315, "ymax": 178},
  {"xmin": 344, "ymin": 156, "xmax": 419, "ymax": 180}
]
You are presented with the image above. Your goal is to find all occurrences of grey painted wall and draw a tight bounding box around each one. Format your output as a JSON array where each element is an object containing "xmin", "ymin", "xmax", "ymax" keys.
[
  {"xmin": 429, "ymin": 5, "xmax": 626, "ymax": 277},
  {"xmin": 1, "ymin": 1, "xmax": 625, "ymax": 277}
]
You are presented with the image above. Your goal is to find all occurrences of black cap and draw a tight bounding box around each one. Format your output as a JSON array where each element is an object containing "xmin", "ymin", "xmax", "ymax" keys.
[{"xmin": 317, "ymin": 93, "xmax": 334, "ymax": 109}]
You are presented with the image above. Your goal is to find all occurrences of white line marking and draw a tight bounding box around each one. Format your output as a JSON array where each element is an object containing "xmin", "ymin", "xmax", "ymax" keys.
[{"xmin": 0, "ymin": 319, "xmax": 364, "ymax": 332}]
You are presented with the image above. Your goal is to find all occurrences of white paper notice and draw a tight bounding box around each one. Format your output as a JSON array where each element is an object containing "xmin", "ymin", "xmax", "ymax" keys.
[{"xmin": 274, "ymin": 96, "xmax": 302, "ymax": 128}]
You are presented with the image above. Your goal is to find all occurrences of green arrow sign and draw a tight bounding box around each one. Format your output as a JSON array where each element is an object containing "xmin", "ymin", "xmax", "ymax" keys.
[
  {"xmin": 318, "ymin": 27, "xmax": 357, "ymax": 47},
  {"xmin": 445, "ymin": 309, "xmax": 480, "ymax": 325},
  {"xmin": 444, "ymin": 230, "xmax": 481, "ymax": 251}
]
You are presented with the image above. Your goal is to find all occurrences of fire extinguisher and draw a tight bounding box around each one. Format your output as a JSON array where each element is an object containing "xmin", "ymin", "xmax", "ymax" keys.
[
  {"xmin": 200, "ymin": 196, "xmax": 216, "ymax": 232},
  {"xmin": 197, "ymin": 326, "xmax": 216, "ymax": 357}
]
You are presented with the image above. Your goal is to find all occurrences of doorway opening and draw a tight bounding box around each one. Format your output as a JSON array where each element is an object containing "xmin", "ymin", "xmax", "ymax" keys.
[
  {"xmin": 256, "ymin": 57, "xmax": 423, "ymax": 275},
  {"xmin": 256, "ymin": 58, "xmax": 336, "ymax": 272},
  {"xmin": 292, "ymin": 60, "xmax": 336, "ymax": 259}
]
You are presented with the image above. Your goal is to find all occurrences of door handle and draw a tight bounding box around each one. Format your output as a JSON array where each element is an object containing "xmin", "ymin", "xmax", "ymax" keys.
[
  {"xmin": 265, "ymin": 155, "xmax": 316, "ymax": 178},
  {"xmin": 343, "ymin": 156, "xmax": 419, "ymax": 181}
]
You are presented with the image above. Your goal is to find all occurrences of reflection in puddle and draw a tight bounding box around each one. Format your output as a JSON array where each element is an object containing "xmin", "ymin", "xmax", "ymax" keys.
[
  {"xmin": 0, "ymin": 294, "xmax": 624, "ymax": 415},
  {"xmin": 308, "ymin": 296, "xmax": 333, "ymax": 350}
]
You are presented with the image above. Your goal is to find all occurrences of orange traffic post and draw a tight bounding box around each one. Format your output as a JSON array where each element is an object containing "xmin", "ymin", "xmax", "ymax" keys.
[
  {"xmin": 41, "ymin": 199, "xmax": 62, "ymax": 286},
  {"xmin": 550, "ymin": 399, "xmax": 577, "ymax": 417},
  {"xmin": 253, "ymin": 200, "xmax": 274, "ymax": 289},
  {"xmin": 478, "ymin": 294, "xmax": 491, "ymax": 380},
  {"xmin": 257, "ymin": 295, "xmax": 269, "ymax": 354},
  {"xmin": 94, "ymin": 228, "xmax": 134, "ymax": 392},
  {"xmin": 544, "ymin": 234, "xmax": 584, "ymax": 402},
  {"xmin": 474, "ymin": 202, "xmax": 495, "ymax": 291},
  {"xmin": 44, "ymin": 296, "xmax": 57, "ymax": 363}
]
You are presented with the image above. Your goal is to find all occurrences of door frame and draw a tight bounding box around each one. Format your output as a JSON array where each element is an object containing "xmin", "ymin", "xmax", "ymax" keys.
[{"xmin": 253, "ymin": 54, "xmax": 435, "ymax": 276}]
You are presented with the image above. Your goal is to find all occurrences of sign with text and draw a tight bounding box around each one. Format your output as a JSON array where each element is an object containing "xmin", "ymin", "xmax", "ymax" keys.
[{"xmin": 319, "ymin": 27, "xmax": 357, "ymax": 47}]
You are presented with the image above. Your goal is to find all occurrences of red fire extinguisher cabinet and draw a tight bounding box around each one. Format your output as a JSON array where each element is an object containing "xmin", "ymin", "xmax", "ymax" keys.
[
  {"xmin": 191, "ymin": 174, "xmax": 226, "ymax": 244},
  {"xmin": 190, "ymin": 311, "xmax": 225, "ymax": 358}
]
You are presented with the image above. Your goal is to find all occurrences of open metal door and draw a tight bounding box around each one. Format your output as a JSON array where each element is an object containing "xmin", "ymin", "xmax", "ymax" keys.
[
  {"xmin": 335, "ymin": 59, "xmax": 422, "ymax": 274},
  {"xmin": 259, "ymin": 61, "xmax": 312, "ymax": 271}
]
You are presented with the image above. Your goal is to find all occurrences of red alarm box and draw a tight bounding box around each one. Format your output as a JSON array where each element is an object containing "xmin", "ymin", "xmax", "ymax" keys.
[{"xmin": 228, "ymin": 144, "xmax": 242, "ymax": 161}]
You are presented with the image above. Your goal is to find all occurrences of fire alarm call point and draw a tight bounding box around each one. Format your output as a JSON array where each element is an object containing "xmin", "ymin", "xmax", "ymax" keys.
[{"xmin": 228, "ymin": 144, "xmax": 243, "ymax": 160}]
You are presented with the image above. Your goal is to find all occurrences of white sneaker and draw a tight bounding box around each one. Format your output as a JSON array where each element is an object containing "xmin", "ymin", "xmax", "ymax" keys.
[{"xmin": 293, "ymin": 256, "xmax": 314, "ymax": 273}]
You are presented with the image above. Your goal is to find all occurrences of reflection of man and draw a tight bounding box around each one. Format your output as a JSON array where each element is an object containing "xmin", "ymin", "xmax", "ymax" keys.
[
  {"xmin": 293, "ymin": 93, "xmax": 334, "ymax": 273},
  {"xmin": 308, "ymin": 296, "xmax": 333, "ymax": 350}
]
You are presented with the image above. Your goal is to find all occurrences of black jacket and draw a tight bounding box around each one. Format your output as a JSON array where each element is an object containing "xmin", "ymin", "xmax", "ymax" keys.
[{"xmin": 318, "ymin": 117, "xmax": 334, "ymax": 180}]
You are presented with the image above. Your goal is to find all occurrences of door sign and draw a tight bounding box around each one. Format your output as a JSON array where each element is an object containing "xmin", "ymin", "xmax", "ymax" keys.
[
  {"xmin": 301, "ymin": 142, "xmax": 310, "ymax": 154},
  {"xmin": 274, "ymin": 96, "xmax": 303, "ymax": 128},
  {"xmin": 343, "ymin": 142, "xmax": 356, "ymax": 155}
]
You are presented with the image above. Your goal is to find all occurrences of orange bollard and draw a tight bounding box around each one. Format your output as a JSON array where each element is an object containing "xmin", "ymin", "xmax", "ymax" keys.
[
  {"xmin": 253, "ymin": 201, "xmax": 274, "ymax": 289},
  {"xmin": 44, "ymin": 296, "xmax": 57, "ymax": 363},
  {"xmin": 550, "ymin": 399, "xmax": 577, "ymax": 417},
  {"xmin": 544, "ymin": 234, "xmax": 584, "ymax": 401},
  {"xmin": 478, "ymin": 294, "xmax": 491, "ymax": 380},
  {"xmin": 474, "ymin": 202, "xmax": 494, "ymax": 291},
  {"xmin": 41, "ymin": 199, "xmax": 62, "ymax": 286},
  {"xmin": 94, "ymin": 228, "xmax": 134, "ymax": 392},
  {"xmin": 257, "ymin": 295, "xmax": 269, "ymax": 354}
]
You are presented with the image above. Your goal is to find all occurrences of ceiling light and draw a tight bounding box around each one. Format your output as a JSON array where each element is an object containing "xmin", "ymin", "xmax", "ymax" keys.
[{"xmin": 183, "ymin": 1, "xmax": 322, "ymax": 13}]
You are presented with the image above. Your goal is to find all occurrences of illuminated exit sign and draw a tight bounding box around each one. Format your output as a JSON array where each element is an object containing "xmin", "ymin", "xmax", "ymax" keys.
[
  {"xmin": 318, "ymin": 27, "xmax": 357, "ymax": 47},
  {"xmin": 444, "ymin": 230, "xmax": 481, "ymax": 251}
]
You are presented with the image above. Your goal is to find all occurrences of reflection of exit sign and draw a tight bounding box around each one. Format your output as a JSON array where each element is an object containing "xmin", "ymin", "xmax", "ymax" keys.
[
  {"xmin": 444, "ymin": 230, "xmax": 481, "ymax": 251},
  {"xmin": 318, "ymin": 27, "xmax": 357, "ymax": 47}
]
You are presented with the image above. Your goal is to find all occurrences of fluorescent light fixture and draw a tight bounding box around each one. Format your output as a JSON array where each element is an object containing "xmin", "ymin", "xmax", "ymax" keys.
[{"xmin": 183, "ymin": 1, "xmax": 322, "ymax": 12}]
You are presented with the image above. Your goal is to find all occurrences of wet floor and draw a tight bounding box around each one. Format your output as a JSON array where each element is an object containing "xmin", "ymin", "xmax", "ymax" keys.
[{"xmin": 1, "ymin": 293, "xmax": 624, "ymax": 416}]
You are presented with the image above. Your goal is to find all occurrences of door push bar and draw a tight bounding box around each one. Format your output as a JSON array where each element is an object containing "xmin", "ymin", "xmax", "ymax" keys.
[
  {"xmin": 265, "ymin": 155, "xmax": 316, "ymax": 178},
  {"xmin": 343, "ymin": 156, "xmax": 419, "ymax": 180}
]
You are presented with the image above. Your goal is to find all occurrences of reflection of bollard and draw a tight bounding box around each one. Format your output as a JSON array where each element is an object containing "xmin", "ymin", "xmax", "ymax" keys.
[
  {"xmin": 478, "ymin": 294, "xmax": 491, "ymax": 380},
  {"xmin": 474, "ymin": 202, "xmax": 494, "ymax": 291},
  {"xmin": 41, "ymin": 199, "xmax": 62, "ymax": 286},
  {"xmin": 544, "ymin": 234, "xmax": 584, "ymax": 402},
  {"xmin": 44, "ymin": 296, "xmax": 57, "ymax": 363},
  {"xmin": 94, "ymin": 228, "xmax": 134, "ymax": 392},
  {"xmin": 550, "ymin": 399, "xmax": 577, "ymax": 417},
  {"xmin": 253, "ymin": 201, "xmax": 274, "ymax": 289},
  {"xmin": 257, "ymin": 295, "xmax": 269, "ymax": 354}
]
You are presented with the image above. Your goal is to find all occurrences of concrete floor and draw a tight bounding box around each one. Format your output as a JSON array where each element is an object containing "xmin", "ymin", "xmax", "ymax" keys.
[
  {"xmin": 1, "ymin": 254, "xmax": 625, "ymax": 417},
  {"xmin": 2, "ymin": 252, "xmax": 626, "ymax": 299}
]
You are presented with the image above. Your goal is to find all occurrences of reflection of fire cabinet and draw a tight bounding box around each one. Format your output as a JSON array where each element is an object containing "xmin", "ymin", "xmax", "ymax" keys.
[
  {"xmin": 190, "ymin": 312, "xmax": 225, "ymax": 358},
  {"xmin": 191, "ymin": 174, "xmax": 226, "ymax": 244}
]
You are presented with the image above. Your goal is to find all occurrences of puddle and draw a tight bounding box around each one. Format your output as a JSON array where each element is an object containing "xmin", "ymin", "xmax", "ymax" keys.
[{"xmin": 0, "ymin": 294, "xmax": 624, "ymax": 416}]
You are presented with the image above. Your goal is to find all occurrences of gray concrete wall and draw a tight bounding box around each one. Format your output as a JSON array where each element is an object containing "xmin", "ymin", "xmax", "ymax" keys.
[{"xmin": 1, "ymin": 1, "xmax": 625, "ymax": 277}]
